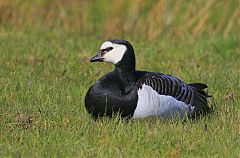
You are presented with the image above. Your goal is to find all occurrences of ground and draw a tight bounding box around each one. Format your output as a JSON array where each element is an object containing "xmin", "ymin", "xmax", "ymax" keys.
[
  {"xmin": 0, "ymin": 1, "xmax": 240, "ymax": 157},
  {"xmin": 0, "ymin": 30, "xmax": 239, "ymax": 157}
]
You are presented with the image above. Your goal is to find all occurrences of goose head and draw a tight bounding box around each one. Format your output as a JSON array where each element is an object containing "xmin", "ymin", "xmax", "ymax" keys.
[{"xmin": 90, "ymin": 40, "xmax": 135, "ymax": 70}]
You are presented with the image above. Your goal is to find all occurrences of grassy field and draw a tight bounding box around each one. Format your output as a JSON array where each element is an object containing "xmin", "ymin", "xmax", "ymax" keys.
[{"xmin": 0, "ymin": 0, "xmax": 240, "ymax": 157}]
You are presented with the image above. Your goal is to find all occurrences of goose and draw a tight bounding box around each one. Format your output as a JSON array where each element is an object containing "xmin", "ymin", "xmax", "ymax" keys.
[{"xmin": 85, "ymin": 40, "xmax": 211, "ymax": 119}]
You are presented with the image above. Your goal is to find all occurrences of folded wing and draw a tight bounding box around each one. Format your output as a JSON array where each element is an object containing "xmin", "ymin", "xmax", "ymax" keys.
[{"xmin": 136, "ymin": 72, "xmax": 210, "ymax": 117}]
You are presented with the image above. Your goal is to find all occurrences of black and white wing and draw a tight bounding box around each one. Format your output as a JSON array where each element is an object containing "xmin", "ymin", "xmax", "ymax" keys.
[{"xmin": 136, "ymin": 72, "xmax": 210, "ymax": 117}]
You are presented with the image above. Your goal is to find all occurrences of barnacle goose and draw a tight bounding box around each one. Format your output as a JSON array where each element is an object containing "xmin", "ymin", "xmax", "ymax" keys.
[{"xmin": 85, "ymin": 40, "xmax": 211, "ymax": 119}]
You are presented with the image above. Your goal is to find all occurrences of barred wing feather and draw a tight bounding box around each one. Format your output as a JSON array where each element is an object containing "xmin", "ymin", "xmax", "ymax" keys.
[{"xmin": 136, "ymin": 72, "xmax": 210, "ymax": 117}]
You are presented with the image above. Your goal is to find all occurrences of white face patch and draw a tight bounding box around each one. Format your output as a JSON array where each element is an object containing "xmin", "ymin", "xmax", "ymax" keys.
[{"xmin": 100, "ymin": 41, "xmax": 127, "ymax": 64}]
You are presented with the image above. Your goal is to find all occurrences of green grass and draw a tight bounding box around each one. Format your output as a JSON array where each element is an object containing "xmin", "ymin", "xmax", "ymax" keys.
[
  {"xmin": 0, "ymin": 29, "xmax": 239, "ymax": 157},
  {"xmin": 0, "ymin": 0, "xmax": 240, "ymax": 157}
]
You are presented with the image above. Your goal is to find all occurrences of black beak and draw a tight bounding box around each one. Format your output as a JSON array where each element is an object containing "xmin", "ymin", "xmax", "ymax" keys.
[{"xmin": 90, "ymin": 52, "xmax": 104, "ymax": 62}]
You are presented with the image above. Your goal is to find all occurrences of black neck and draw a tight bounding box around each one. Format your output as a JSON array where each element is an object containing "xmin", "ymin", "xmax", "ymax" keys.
[
  {"xmin": 113, "ymin": 41, "xmax": 136, "ymax": 94},
  {"xmin": 114, "ymin": 65, "xmax": 136, "ymax": 94}
]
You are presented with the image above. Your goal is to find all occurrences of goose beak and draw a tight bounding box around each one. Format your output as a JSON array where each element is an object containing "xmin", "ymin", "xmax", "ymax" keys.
[{"xmin": 90, "ymin": 52, "xmax": 104, "ymax": 62}]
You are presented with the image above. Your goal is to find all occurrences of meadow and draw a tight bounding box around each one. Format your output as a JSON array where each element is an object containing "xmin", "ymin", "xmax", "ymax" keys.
[{"xmin": 0, "ymin": 0, "xmax": 240, "ymax": 157}]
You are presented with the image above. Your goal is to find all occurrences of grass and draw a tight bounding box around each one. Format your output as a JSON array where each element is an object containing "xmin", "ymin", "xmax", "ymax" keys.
[
  {"xmin": 0, "ymin": 30, "xmax": 239, "ymax": 157},
  {"xmin": 1, "ymin": 0, "xmax": 240, "ymax": 39},
  {"xmin": 0, "ymin": 0, "xmax": 240, "ymax": 157}
]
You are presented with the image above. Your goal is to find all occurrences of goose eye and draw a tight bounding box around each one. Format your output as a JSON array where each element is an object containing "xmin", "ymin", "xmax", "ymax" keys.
[
  {"xmin": 103, "ymin": 47, "xmax": 113, "ymax": 52},
  {"xmin": 106, "ymin": 47, "xmax": 113, "ymax": 51},
  {"xmin": 100, "ymin": 47, "xmax": 113, "ymax": 55}
]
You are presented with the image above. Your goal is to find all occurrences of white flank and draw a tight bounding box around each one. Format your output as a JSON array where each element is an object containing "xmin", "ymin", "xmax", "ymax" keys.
[
  {"xmin": 133, "ymin": 84, "xmax": 194, "ymax": 119},
  {"xmin": 100, "ymin": 41, "xmax": 126, "ymax": 64}
]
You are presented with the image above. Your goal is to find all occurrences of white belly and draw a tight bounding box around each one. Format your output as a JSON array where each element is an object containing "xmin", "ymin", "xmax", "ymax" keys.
[{"xmin": 133, "ymin": 84, "xmax": 194, "ymax": 119}]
